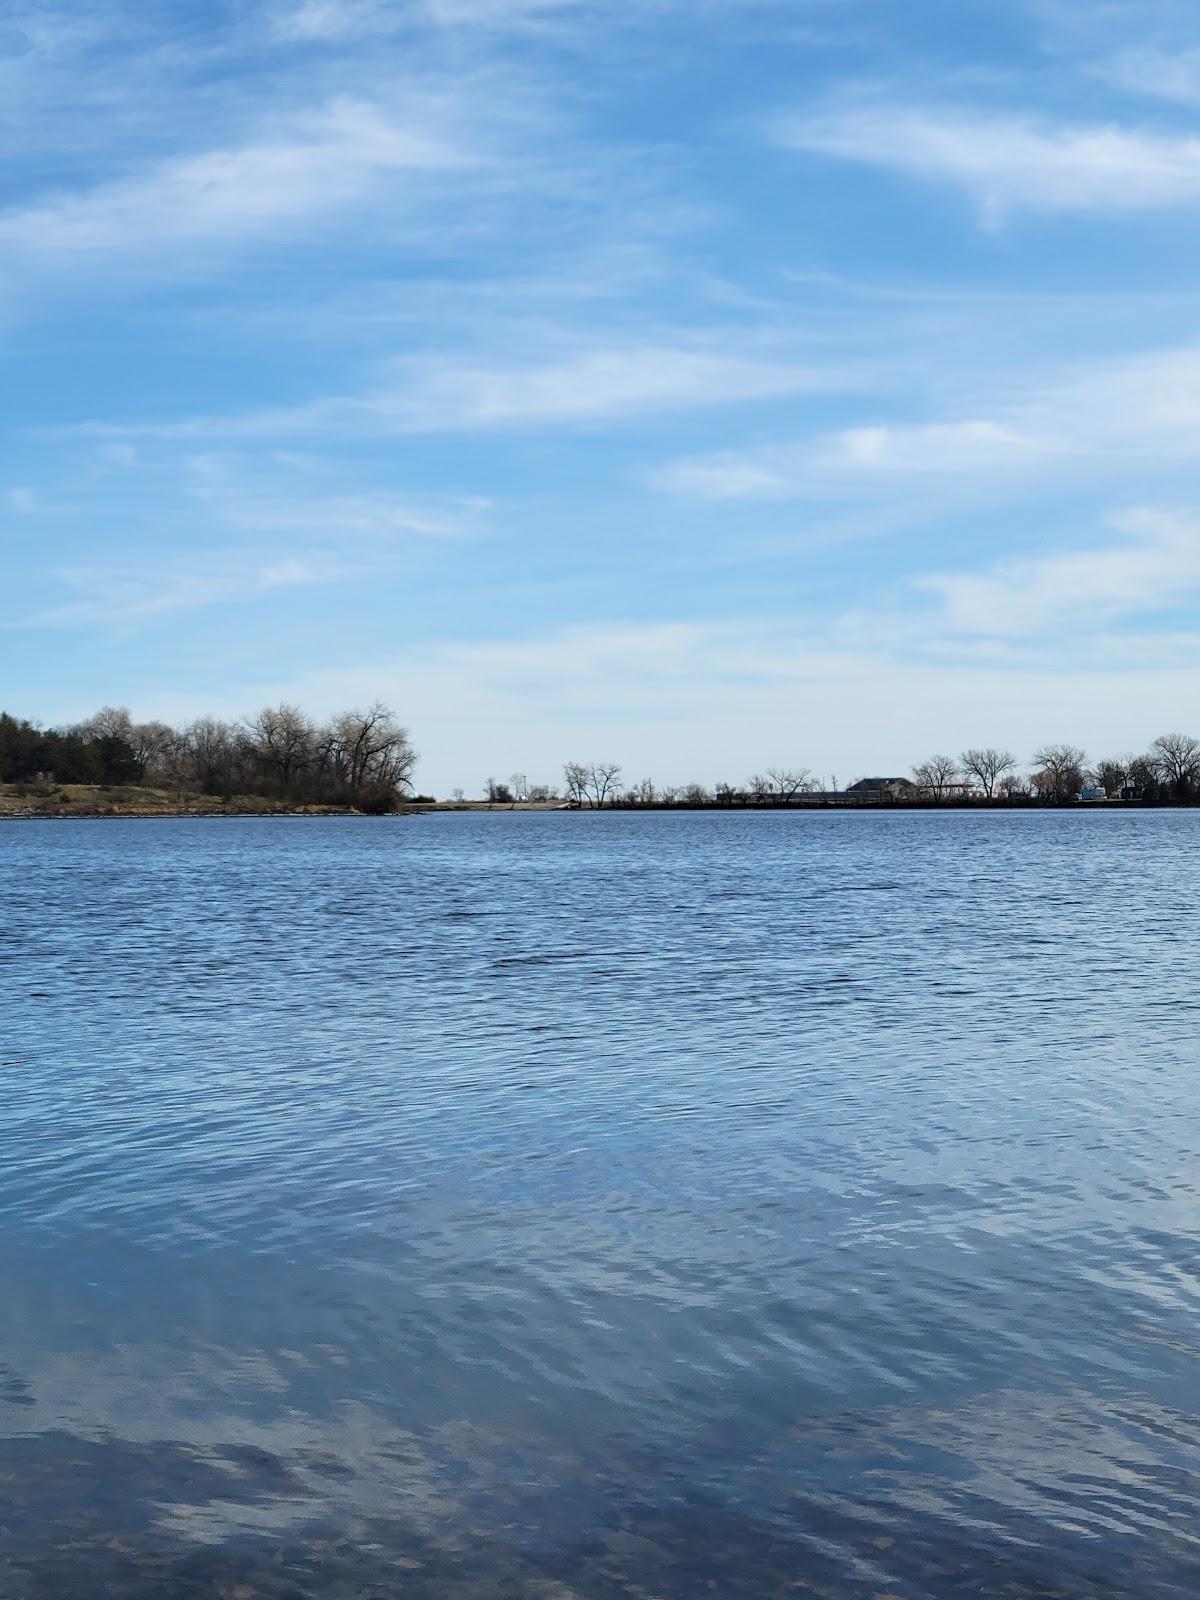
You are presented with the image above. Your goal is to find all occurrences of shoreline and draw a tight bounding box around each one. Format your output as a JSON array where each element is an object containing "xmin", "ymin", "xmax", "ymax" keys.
[{"xmin": 3, "ymin": 797, "xmax": 1194, "ymax": 820}]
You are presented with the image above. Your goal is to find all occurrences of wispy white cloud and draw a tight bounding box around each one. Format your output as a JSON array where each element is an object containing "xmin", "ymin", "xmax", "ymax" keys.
[
  {"xmin": 30, "ymin": 555, "xmax": 339, "ymax": 627},
  {"xmin": 0, "ymin": 95, "xmax": 482, "ymax": 275},
  {"xmin": 270, "ymin": 0, "xmax": 385, "ymax": 38},
  {"xmin": 919, "ymin": 508, "xmax": 1200, "ymax": 637},
  {"xmin": 267, "ymin": 0, "xmax": 784, "ymax": 44},
  {"xmin": 662, "ymin": 418, "xmax": 1051, "ymax": 498},
  {"xmin": 776, "ymin": 102, "xmax": 1200, "ymax": 219},
  {"xmin": 223, "ymin": 492, "xmax": 486, "ymax": 540},
  {"xmin": 68, "ymin": 343, "xmax": 856, "ymax": 439},
  {"xmin": 1093, "ymin": 46, "xmax": 1200, "ymax": 106},
  {"xmin": 354, "ymin": 344, "xmax": 848, "ymax": 429},
  {"xmin": 398, "ymin": 346, "xmax": 826, "ymax": 427},
  {"xmin": 270, "ymin": 0, "xmax": 584, "ymax": 39},
  {"xmin": 178, "ymin": 460, "xmax": 491, "ymax": 541},
  {"xmin": 660, "ymin": 343, "xmax": 1200, "ymax": 500},
  {"xmin": 8, "ymin": 449, "xmax": 488, "ymax": 631}
]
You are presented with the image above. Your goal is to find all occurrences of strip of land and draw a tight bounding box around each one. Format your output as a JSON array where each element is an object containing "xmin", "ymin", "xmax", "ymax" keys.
[
  {"xmin": 0, "ymin": 784, "xmax": 369, "ymax": 819},
  {"xmin": 1, "ymin": 784, "xmax": 1170, "ymax": 820},
  {"xmin": 5, "ymin": 707, "xmax": 1199, "ymax": 813}
]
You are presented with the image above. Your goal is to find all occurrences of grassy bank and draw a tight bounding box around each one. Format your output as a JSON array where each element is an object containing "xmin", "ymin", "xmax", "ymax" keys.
[{"xmin": 0, "ymin": 783, "xmax": 369, "ymax": 819}]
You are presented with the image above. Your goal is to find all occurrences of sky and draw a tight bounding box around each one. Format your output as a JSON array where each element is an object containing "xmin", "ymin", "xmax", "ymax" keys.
[{"xmin": 4, "ymin": 0, "xmax": 1200, "ymax": 795}]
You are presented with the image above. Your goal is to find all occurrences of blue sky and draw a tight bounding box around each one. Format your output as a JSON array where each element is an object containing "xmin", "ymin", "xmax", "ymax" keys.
[{"xmin": 4, "ymin": 0, "xmax": 1200, "ymax": 793}]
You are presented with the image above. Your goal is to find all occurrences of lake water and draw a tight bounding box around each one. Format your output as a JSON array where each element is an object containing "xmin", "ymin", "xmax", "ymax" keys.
[{"xmin": 2, "ymin": 811, "xmax": 1199, "ymax": 1598}]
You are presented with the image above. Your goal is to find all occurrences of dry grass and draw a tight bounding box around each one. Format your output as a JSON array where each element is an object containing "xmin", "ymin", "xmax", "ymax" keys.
[{"xmin": 0, "ymin": 783, "xmax": 354, "ymax": 818}]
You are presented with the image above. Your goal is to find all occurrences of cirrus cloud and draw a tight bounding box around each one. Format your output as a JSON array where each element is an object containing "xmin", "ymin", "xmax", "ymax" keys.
[{"xmin": 776, "ymin": 102, "xmax": 1200, "ymax": 220}]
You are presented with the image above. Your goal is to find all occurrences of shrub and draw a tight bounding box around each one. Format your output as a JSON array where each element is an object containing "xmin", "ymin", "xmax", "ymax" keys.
[{"xmin": 357, "ymin": 790, "xmax": 400, "ymax": 815}]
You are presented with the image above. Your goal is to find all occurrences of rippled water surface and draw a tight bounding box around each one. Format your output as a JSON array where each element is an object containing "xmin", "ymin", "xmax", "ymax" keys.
[{"xmin": 2, "ymin": 811, "xmax": 1199, "ymax": 1598}]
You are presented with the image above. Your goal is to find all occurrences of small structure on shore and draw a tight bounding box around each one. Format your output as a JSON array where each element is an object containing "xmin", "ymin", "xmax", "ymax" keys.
[{"xmin": 845, "ymin": 777, "xmax": 916, "ymax": 800}]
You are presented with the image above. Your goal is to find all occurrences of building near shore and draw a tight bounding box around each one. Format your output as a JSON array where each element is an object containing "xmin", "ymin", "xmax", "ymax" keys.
[{"xmin": 845, "ymin": 777, "xmax": 917, "ymax": 800}]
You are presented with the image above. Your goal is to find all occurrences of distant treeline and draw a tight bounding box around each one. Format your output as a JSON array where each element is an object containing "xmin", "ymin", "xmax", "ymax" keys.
[
  {"xmin": 0, "ymin": 704, "xmax": 417, "ymax": 810},
  {"xmin": 483, "ymin": 738, "xmax": 1200, "ymax": 807}
]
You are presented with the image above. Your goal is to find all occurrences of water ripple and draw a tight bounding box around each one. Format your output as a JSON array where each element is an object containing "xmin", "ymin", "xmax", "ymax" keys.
[{"xmin": 1, "ymin": 810, "xmax": 1199, "ymax": 1596}]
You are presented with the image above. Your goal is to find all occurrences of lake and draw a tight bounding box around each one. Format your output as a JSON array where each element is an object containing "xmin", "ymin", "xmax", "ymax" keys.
[{"xmin": 2, "ymin": 811, "xmax": 1199, "ymax": 1598}]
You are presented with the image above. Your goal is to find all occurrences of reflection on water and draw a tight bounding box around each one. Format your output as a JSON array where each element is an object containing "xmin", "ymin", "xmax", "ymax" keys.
[{"xmin": 2, "ymin": 811, "xmax": 1199, "ymax": 1597}]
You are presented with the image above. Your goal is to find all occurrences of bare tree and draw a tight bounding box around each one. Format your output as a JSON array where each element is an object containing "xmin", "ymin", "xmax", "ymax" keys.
[
  {"xmin": 509, "ymin": 772, "xmax": 529, "ymax": 801},
  {"xmin": 1127, "ymin": 754, "xmax": 1160, "ymax": 798},
  {"xmin": 1031, "ymin": 743, "xmax": 1087, "ymax": 802},
  {"xmin": 131, "ymin": 720, "xmax": 178, "ymax": 783},
  {"xmin": 74, "ymin": 709, "xmax": 183, "ymax": 783},
  {"xmin": 960, "ymin": 747, "xmax": 1016, "ymax": 798},
  {"xmin": 586, "ymin": 762, "xmax": 623, "ymax": 808},
  {"xmin": 184, "ymin": 717, "xmax": 240, "ymax": 797},
  {"xmin": 562, "ymin": 761, "xmax": 588, "ymax": 806},
  {"xmin": 74, "ymin": 705, "xmax": 134, "ymax": 742},
  {"xmin": 747, "ymin": 773, "xmax": 771, "ymax": 803},
  {"xmin": 1150, "ymin": 732, "xmax": 1200, "ymax": 794},
  {"xmin": 912, "ymin": 754, "xmax": 960, "ymax": 800},
  {"xmin": 327, "ymin": 704, "xmax": 415, "ymax": 797},
  {"xmin": 247, "ymin": 704, "xmax": 313, "ymax": 791},
  {"xmin": 683, "ymin": 781, "xmax": 709, "ymax": 805},
  {"xmin": 766, "ymin": 767, "xmax": 813, "ymax": 804}
]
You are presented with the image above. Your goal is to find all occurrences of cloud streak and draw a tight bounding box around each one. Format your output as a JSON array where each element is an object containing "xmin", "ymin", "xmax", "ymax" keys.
[
  {"xmin": 65, "ymin": 343, "xmax": 858, "ymax": 438},
  {"xmin": 919, "ymin": 508, "xmax": 1200, "ymax": 637},
  {"xmin": 1093, "ymin": 46, "xmax": 1200, "ymax": 106},
  {"xmin": 776, "ymin": 102, "xmax": 1200, "ymax": 219},
  {"xmin": 659, "ymin": 343, "xmax": 1200, "ymax": 501},
  {"xmin": 270, "ymin": 0, "xmax": 585, "ymax": 39},
  {"xmin": 28, "ymin": 555, "xmax": 340, "ymax": 628},
  {"xmin": 0, "ymin": 96, "xmax": 480, "ymax": 273}
]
